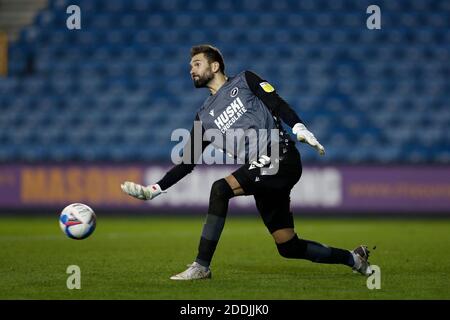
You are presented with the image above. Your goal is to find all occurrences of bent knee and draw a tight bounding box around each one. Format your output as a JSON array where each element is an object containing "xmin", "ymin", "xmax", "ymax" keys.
[
  {"xmin": 276, "ymin": 234, "xmax": 307, "ymax": 259},
  {"xmin": 210, "ymin": 179, "xmax": 234, "ymax": 201},
  {"xmin": 272, "ymin": 228, "xmax": 295, "ymax": 244}
]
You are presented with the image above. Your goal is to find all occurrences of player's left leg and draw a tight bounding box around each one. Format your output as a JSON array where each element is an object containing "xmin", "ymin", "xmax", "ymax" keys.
[
  {"xmin": 275, "ymin": 230, "xmax": 372, "ymax": 276},
  {"xmin": 255, "ymin": 191, "xmax": 372, "ymax": 275},
  {"xmin": 272, "ymin": 227, "xmax": 355, "ymax": 267}
]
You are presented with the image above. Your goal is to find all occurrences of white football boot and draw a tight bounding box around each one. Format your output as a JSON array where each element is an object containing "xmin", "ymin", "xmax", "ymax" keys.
[
  {"xmin": 351, "ymin": 245, "xmax": 373, "ymax": 276},
  {"xmin": 170, "ymin": 262, "xmax": 212, "ymax": 280}
]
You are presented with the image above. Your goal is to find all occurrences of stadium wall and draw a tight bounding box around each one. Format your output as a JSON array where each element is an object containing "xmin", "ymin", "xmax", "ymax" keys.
[
  {"xmin": 0, "ymin": 32, "xmax": 7, "ymax": 76},
  {"xmin": 0, "ymin": 164, "xmax": 449, "ymax": 216}
]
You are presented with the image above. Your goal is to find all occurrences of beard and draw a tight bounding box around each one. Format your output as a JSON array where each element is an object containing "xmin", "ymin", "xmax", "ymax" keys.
[{"xmin": 192, "ymin": 69, "xmax": 214, "ymax": 88}]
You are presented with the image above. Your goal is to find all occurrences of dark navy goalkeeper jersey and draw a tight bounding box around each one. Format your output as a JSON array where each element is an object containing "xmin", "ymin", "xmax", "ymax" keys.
[
  {"xmin": 157, "ymin": 70, "xmax": 304, "ymax": 190},
  {"xmin": 198, "ymin": 70, "xmax": 277, "ymax": 134},
  {"xmin": 196, "ymin": 70, "xmax": 287, "ymax": 162}
]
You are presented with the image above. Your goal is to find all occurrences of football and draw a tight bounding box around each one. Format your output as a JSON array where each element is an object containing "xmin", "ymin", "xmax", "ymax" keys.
[{"xmin": 59, "ymin": 203, "xmax": 96, "ymax": 240}]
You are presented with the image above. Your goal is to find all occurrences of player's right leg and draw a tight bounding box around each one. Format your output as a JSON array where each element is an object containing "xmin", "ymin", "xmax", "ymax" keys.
[{"xmin": 170, "ymin": 176, "xmax": 242, "ymax": 280}]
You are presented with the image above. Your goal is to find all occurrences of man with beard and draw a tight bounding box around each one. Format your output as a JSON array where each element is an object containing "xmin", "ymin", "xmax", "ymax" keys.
[{"xmin": 121, "ymin": 44, "xmax": 373, "ymax": 280}]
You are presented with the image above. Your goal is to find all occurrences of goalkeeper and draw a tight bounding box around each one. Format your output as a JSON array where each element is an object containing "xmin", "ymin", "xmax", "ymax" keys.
[{"xmin": 122, "ymin": 45, "xmax": 372, "ymax": 280}]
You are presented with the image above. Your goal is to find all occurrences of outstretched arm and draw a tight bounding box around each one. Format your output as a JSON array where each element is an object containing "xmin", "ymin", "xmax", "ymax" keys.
[
  {"xmin": 244, "ymin": 70, "xmax": 325, "ymax": 155},
  {"xmin": 156, "ymin": 120, "xmax": 210, "ymax": 191},
  {"xmin": 121, "ymin": 116, "xmax": 211, "ymax": 200}
]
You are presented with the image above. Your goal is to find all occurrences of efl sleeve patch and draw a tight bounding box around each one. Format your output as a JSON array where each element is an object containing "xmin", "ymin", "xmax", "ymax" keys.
[{"xmin": 259, "ymin": 82, "xmax": 275, "ymax": 93}]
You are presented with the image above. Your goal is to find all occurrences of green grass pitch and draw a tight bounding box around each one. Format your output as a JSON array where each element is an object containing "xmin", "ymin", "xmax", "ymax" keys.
[{"xmin": 0, "ymin": 216, "xmax": 449, "ymax": 299}]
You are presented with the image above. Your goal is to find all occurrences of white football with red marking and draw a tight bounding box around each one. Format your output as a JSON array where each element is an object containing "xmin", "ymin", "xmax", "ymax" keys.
[{"xmin": 59, "ymin": 203, "xmax": 96, "ymax": 240}]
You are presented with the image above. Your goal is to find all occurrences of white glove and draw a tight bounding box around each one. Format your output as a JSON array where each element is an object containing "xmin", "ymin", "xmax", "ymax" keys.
[
  {"xmin": 120, "ymin": 181, "xmax": 165, "ymax": 200},
  {"xmin": 292, "ymin": 123, "xmax": 325, "ymax": 156}
]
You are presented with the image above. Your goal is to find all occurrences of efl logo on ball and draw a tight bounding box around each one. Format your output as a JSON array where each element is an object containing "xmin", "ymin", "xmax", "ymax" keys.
[{"xmin": 59, "ymin": 203, "xmax": 96, "ymax": 240}]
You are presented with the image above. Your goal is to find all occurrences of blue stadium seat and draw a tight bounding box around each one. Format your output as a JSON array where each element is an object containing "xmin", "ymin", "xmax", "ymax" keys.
[{"xmin": 0, "ymin": 0, "xmax": 448, "ymax": 163}]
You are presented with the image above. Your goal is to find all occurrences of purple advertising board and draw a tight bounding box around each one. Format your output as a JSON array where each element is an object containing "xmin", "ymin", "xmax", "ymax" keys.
[{"xmin": 0, "ymin": 164, "xmax": 449, "ymax": 214}]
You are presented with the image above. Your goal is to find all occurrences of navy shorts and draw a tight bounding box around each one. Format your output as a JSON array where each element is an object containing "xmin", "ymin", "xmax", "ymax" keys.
[{"xmin": 232, "ymin": 144, "xmax": 302, "ymax": 233}]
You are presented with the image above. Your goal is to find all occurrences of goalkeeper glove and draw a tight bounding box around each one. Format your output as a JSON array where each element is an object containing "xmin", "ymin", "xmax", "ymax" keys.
[
  {"xmin": 292, "ymin": 123, "xmax": 325, "ymax": 156},
  {"xmin": 120, "ymin": 181, "xmax": 165, "ymax": 200}
]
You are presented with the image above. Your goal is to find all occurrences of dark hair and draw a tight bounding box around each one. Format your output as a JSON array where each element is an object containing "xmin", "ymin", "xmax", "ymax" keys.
[{"xmin": 190, "ymin": 44, "xmax": 225, "ymax": 74}]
